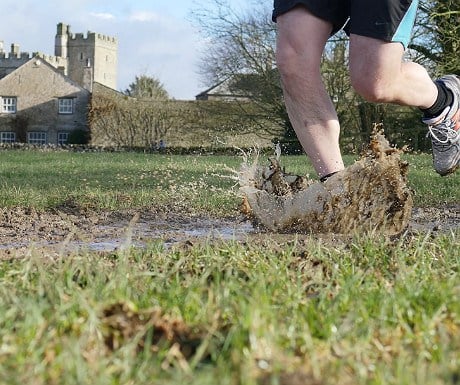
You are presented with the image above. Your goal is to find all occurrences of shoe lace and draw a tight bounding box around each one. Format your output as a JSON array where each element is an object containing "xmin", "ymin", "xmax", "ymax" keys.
[{"xmin": 427, "ymin": 119, "xmax": 459, "ymax": 146}]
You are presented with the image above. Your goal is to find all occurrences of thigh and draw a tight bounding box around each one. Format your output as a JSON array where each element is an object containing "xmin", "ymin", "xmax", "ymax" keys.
[
  {"xmin": 276, "ymin": 6, "xmax": 334, "ymax": 69},
  {"xmin": 348, "ymin": 0, "xmax": 419, "ymax": 48},
  {"xmin": 349, "ymin": 34, "xmax": 405, "ymax": 85}
]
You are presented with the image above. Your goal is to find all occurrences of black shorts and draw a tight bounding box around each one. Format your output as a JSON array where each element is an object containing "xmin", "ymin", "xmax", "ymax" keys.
[{"xmin": 272, "ymin": 0, "xmax": 419, "ymax": 48}]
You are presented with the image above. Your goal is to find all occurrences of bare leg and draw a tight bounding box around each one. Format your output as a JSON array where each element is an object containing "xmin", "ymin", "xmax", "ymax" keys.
[
  {"xmin": 349, "ymin": 34, "xmax": 438, "ymax": 108},
  {"xmin": 276, "ymin": 7, "xmax": 345, "ymax": 178}
]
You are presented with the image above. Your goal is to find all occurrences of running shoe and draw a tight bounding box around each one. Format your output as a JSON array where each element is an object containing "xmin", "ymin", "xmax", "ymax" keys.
[{"xmin": 423, "ymin": 75, "xmax": 460, "ymax": 176}]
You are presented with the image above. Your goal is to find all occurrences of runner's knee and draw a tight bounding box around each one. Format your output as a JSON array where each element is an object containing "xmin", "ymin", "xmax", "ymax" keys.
[
  {"xmin": 276, "ymin": 46, "xmax": 320, "ymax": 89},
  {"xmin": 276, "ymin": 46, "xmax": 301, "ymax": 78},
  {"xmin": 350, "ymin": 72, "xmax": 394, "ymax": 103}
]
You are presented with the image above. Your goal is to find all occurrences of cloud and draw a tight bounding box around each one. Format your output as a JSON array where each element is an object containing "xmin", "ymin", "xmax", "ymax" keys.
[
  {"xmin": 90, "ymin": 12, "xmax": 116, "ymax": 20},
  {"xmin": 128, "ymin": 11, "xmax": 161, "ymax": 23}
]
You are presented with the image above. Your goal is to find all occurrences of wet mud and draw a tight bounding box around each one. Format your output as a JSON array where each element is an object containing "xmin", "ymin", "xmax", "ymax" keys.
[
  {"xmin": 0, "ymin": 207, "xmax": 254, "ymax": 257},
  {"xmin": 0, "ymin": 128, "xmax": 458, "ymax": 257},
  {"xmin": 239, "ymin": 129, "xmax": 413, "ymax": 235},
  {"xmin": 0, "ymin": 203, "xmax": 458, "ymax": 258}
]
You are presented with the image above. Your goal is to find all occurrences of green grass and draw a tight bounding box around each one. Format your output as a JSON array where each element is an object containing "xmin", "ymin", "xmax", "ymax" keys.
[
  {"xmin": 0, "ymin": 150, "xmax": 458, "ymax": 213},
  {"xmin": 0, "ymin": 150, "xmax": 241, "ymax": 214},
  {"xmin": 0, "ymin": 234, "xmax": 458, "ymax": 385},
  {"xmin": 403, "ymin": 154, "xmax": 460, "ymax": 206}
]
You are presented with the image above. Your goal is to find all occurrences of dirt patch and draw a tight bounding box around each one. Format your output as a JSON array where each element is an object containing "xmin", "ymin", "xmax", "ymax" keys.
[
  {"xmin": 0, "ymin": 203, "xmax": 458, "ymax": 258},
  {"xmin": 410, "ymin": 204, "xmax": 460, "ymax": 232},
  {"xmin": 0, "ymin": 206, "xmax": 254, "ymax": 257},
  {"xmin": 101, "ymin": 301, "xmax": 204, "ymax": 360}
]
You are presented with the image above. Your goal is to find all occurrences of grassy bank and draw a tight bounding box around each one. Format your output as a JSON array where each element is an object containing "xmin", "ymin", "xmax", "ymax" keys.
[{"xmin": 0, "ymin": 150, "xmax": 458, "ymax": 213}]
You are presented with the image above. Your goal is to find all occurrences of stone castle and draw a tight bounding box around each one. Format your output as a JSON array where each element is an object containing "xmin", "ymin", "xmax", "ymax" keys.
[{"xmin": 0, "ymin": 22, "xmax": 118, "ymax": 91}]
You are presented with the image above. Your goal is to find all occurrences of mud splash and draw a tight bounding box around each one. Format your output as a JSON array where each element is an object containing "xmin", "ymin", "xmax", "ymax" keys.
[{"xmin": 239, "ymin": 129, "xmax": 413, "ymax": 235}]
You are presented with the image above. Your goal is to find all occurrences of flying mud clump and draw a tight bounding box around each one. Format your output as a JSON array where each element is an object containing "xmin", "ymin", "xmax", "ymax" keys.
[{"xmin": 239, "ymin": 129, "xmax": 413, "ymax": 235}]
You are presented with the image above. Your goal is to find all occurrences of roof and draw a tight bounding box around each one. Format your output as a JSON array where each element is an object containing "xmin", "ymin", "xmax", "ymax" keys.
[
  {"xmin": 0, "ymin": 56, "xmax": 89, "ymax": 94},
  {"xmin": 195, "ymin": 76, "xmax": 250, "ymax": 100}
]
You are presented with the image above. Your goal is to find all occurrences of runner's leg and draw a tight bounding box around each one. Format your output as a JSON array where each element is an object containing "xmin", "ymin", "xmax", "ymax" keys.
[
  {"xmin": 349, "ymin": 34, "xmax": 438, "ymax": 109},
  {"xmin": 276, "ymin": 6, "xmax": 345, "ymax": 178}
]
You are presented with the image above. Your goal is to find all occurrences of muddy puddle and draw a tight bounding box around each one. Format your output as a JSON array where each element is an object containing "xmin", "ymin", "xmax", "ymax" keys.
[
  {"xmin": 0, "ymin": 204, "xmax": 459, "ymax": 257},
  {"xmin": 0, "ymin": 208, "xmax": 256, "ymax": 256},
  {"xmin": 66, "ymin": 216, "xmax": 255, "ymax": 251},
  {"xmin": 2, "ymin": 131, "xmax": 458, "ymax": 257}
]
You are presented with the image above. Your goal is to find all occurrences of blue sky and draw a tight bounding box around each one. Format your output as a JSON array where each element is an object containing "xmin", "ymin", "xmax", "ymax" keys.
[{"xmin": 0, "ymin": 0, "xmax": 253, "ymax": 100}]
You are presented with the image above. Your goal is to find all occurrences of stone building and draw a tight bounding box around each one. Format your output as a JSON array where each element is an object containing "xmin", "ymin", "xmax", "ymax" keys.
[{"xmin": 0, "ymin": 22, "xmax": 118, "ymax": 145}]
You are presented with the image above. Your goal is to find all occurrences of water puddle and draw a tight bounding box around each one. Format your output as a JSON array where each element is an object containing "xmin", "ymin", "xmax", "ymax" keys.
[
  {"xmin": 84, "ymin": 218, "xmax": 256, "ymax": 251},
  {"xmin": 0, "ymin": 217, "xmax": 256, "ymax": 254}
]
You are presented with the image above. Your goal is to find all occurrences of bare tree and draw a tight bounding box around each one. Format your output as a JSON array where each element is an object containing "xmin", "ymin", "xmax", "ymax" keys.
[{"xmin": 192, "ymin": 1, "xmax": 286, "ymax": 139}]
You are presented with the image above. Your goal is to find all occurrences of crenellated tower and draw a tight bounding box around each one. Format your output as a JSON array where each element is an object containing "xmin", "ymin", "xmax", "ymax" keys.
[{"xmin": 55, "ymin": 22, "xmax": 118, "ymax": 90}]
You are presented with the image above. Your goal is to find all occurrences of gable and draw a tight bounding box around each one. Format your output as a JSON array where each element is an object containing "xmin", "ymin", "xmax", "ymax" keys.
[{"xmin": 0, "ymin": 57, "xmax": 89, "ymax": 97}]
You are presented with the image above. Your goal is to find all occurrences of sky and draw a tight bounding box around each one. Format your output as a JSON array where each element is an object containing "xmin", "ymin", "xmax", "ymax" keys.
[{"xmin": 0, "ymin": 0, "xmax": 251, "ymax": 100}]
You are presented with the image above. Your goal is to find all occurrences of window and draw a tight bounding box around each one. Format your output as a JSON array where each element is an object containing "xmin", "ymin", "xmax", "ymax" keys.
[
  {"xmin": 57, "ymin": 132, "xmax": 69, "ymax": 145},
  {"xmin": 0, "ymin": 132, "xmax": 16, "ymax": 143},
  {"xmin": 59, "ymin": 98, "xmax": 74, "ymax": 114},
  {"xmin": 28, "ymin": 132, "xmax": 47, "ymax": 145},
  {"xmin": 1, "ymin": 97, "xmax": 17, "ymax": 114}
]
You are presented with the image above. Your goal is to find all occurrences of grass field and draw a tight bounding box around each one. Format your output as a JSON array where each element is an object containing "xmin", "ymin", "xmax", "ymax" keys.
[
  {"xmin": 0, "ymin": 149, "xmax": 459, "ymax": 385},
  {"xmin": 0, "ymin": 150, "xmax": 458, "ymax": 212}
]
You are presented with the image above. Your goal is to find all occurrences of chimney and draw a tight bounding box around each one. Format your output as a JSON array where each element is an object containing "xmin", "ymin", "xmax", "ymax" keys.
[
  {"xmin": 11, "ymin": 43, "xmax": 20, "ymax": 57},
  {"xmin": 82, "ymin": 66, "xmax": 93, "ymax": 92},
  {"xmin": 55, "ymin": 22, "xmax": 69, "ymax": 58}
]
